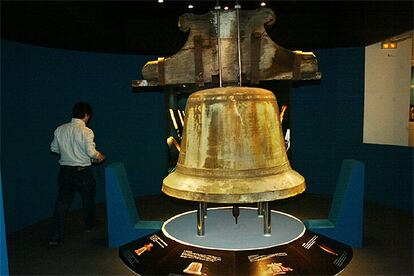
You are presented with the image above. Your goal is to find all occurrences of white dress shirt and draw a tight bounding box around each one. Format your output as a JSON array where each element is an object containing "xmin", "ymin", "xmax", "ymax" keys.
[{"xmin": 50, "ymin": 118, "xmax": 100, "ymax": 166}]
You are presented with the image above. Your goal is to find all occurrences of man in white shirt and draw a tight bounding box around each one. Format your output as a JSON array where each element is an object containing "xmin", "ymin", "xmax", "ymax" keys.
[{"xmin": 49, "ymin": 102, "xmax": 105, "ymax": 245}]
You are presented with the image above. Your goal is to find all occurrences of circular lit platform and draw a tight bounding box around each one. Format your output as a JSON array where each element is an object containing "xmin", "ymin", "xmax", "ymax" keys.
[
  {"xmin": 119, "ymin": 209, "xmax": 353, "ymax": 275},
  {"xmin": 162, "ymin": 207, "xmax": 305, "ymax": 251}
]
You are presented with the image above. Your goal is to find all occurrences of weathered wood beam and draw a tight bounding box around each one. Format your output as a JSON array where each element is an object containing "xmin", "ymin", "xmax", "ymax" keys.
[{"xmin": 132, "ymin": 8, "xmax": 321, "ymax": 91}]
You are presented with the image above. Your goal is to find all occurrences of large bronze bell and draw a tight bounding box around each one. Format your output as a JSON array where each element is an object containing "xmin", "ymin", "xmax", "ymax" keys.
[{"xmin": 162, "ymin": 86, "xmax": 305, "ymax": 204}]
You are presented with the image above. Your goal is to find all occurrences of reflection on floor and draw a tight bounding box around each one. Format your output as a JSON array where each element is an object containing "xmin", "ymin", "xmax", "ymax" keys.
[{"xmin": 7, "ymin": 193, "xmax": 413, "ymax": 275}]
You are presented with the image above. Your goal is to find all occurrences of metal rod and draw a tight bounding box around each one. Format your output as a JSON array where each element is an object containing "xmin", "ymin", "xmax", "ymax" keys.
[
  {"xmin": 215, "ymin": 4, "xmax": 222, "ymax": 87},
  {"xmin": 197, "ymin": 202, "xmax": 206, "ymax": 236},
  {"xmin": 235, "ymin": 2, "xmax": 242, "ymax": 86},
  {"xmin": 257, "ymin": 202, "xmax": 264, "ymax": 217},
  {"xmin": 203, "ymin": 202, "xmax": 208, "ymax": 218},
  {"xmin": 263, "ymin": 202, "xmax": 271, "ymax": 235}
]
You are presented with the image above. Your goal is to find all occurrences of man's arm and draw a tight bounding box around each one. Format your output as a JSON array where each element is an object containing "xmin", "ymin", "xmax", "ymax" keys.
[
  {"xmin": 84, "ymin": 128, "xmax": 105, "ymax": 162},
  {"xmin": 50, "ymin": 132, "xmax": 60, "ymax": 154}
]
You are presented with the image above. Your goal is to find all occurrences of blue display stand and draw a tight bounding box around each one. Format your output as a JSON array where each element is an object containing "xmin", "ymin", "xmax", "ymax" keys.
[
  {"xmin": 105, "ymin": 163, "xmax": 163, "ymax": 248},
  {"xmin": 0, "ymin": 172, "xmax": 9, "ymax": 276},
  {"xmin": 304, "ymin": 159, "xmax": 365, "ymax": 247}
]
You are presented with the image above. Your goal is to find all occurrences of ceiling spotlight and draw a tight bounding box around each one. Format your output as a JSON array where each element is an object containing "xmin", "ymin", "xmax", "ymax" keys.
[
  {"xmin": 260, "ymin": 2, "xmax": 266, "ymax": 7},
  {"xmin": 188, "ymin": 4, "xmax": 194, "ymax": 9},
  {"xmin": 224, "ymin": 6, "xmax": 229, "ymax": 10},
  {"xmin": 158, "ymin": 0, "xmax": 164, "ymax": 3},
  {"xmin": 381, "ymin": 40, "xmax": 397, "ymax": 49}
]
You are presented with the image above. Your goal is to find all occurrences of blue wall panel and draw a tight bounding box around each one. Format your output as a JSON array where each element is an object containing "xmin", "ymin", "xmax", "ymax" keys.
[
  {"xmin": 291, "ymin": 47, "xmax": 413, "ymax": 211},
  {"xmin": 1, "ymin": 40, "xmax": 167, "ymax": 232}
]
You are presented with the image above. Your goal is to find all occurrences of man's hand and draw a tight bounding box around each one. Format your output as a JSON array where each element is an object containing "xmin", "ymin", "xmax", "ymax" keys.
[
  {"xmin": 92, "ymin": 152, "xmax": 106, "ymax": 163},
  {"xmin": 97, "ymin": 152, "xmax": 106, "ymax": 162}
]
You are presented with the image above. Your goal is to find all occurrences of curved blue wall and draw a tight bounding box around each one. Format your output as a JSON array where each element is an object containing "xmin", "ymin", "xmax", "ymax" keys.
[
  {"xmin": 291, "ymin": 48, "xmax": 413, "ymax": 211},
  {"xmin": 1, "ymin": 40, "xmax": 167, "ymax": 232}
]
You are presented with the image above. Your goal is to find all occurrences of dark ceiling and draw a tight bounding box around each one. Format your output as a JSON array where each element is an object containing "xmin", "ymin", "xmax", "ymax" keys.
[{"xmin": 1, "ymin": 1, "xmax": 413, "ymax": 55}]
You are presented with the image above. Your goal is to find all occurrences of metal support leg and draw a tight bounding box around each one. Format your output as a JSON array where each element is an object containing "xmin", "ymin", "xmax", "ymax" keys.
[
  {"xmin": 263, "ymin": 202, "xmax": 271, "ymax": 235},
  {"xmin": 202, "ymin": 202, "xmax": 207, "ymax": 218},
  {"xmin": 197, "ymin": 202, "xmax": 206, "ymax": 236},
  {"xmin": 257, "ymin": 202, "xmax": 264, "ymax": 217}
]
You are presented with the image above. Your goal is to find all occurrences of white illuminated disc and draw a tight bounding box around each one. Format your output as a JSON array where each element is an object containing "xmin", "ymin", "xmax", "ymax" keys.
[{"xmin": 162, "ymin": 207, "xmax": 305, "ymax": 251}]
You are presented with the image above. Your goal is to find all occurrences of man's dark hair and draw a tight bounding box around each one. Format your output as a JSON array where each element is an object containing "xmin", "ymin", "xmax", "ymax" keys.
[{"xmin": 72, "ymin": 102, "xmax": 93, "ymax": 119}]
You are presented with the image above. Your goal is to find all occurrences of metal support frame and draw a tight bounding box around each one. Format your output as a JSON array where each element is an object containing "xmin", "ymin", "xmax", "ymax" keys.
[
  {"xmin": 197, "ymin": 202, "xmax": 207, "ymax": 236},
  {"xmin": 235, "ymin": 2, "xmax": 242, "ymax": 86},
  {"xmin": 263, "ymin": 202, "xmax": 271, "ymax": 235},
  {"xmin": 215, "ymin": 5, "xmax": 223, "ymax": 87},
  {"xmin": 257, "ymin": 202, "xmax": 264, "ymax": 217},
  {"xmin": 196, "ymin": 202, "xmax": 271, "ymax": 236},
  {"xmin": 202, "ymin": 202, "xmax": 207, "ymax": 218}
]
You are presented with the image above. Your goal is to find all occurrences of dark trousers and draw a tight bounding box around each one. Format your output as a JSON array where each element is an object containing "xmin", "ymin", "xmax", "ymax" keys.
[{"xmin": 51, "ymin": 165, "xmax": 96, "ymax": 240}]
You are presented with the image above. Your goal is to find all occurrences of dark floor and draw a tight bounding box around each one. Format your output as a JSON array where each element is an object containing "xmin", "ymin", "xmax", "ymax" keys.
[{"xmin": 6, "ymin": 193, "xmax": 413, "ymax": 275}]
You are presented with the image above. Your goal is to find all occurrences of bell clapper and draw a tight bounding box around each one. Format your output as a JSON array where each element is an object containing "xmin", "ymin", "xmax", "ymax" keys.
[{"xmin": 232, "ymin": 205, "xmax": 240, "ymax": 224}]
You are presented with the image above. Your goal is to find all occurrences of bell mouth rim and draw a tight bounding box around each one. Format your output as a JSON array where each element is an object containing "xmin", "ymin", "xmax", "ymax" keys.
[{"xmin": 162, "ymin": 170, "xmax": 306, "ymax": 204}]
